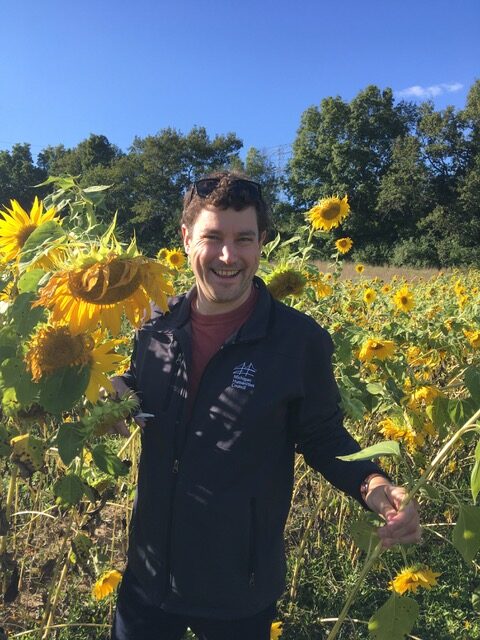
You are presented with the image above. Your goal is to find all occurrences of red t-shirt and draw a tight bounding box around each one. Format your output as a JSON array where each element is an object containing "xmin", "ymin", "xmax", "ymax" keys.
[{"xmin": 188, "ymin": 285, "xmax": 259, "ymax": 415}]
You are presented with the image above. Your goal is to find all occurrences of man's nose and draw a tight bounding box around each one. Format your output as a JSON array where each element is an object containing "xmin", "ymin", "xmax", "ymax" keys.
[{"xmin": 219, "ymin": 243, "xmax": 237, "ymax": 262}]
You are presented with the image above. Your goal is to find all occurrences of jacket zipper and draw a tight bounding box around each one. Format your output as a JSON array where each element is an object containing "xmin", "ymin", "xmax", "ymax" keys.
[{"xmin": 248, "ymin": 497, "xmax": 257, "ymax": 587}]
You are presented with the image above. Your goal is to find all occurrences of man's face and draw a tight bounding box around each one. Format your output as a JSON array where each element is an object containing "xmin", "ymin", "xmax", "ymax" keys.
[{"xmin": 182, "ymin": 205, "xmax": 264, "ymax": 315}]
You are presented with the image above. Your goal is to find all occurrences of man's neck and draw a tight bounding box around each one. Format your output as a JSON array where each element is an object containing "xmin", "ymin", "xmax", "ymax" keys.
[{"xmin": 195, "ymin": 284, "xmax": 254, "ymax": 316}]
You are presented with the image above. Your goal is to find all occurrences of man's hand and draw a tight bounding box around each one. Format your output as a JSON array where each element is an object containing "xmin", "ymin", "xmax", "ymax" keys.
[
  {"xmin": 365, "ymin": 476, "xmax": 421, "ymax": 549},
  {"xmin": 108, "ymin": 376, "xmax": 145, "ymax": 436}
]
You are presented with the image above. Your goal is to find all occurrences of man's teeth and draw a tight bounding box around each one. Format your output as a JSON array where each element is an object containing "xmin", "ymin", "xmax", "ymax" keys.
[{"xmin": 212, "ymin": 269, "xmax": 240, "ymax": 277}]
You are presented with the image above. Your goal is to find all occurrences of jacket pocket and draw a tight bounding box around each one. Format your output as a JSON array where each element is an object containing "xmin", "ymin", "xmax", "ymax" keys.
[{"xmin": 248, "ymin": 497, "xmax": 257, "ymax": 587}]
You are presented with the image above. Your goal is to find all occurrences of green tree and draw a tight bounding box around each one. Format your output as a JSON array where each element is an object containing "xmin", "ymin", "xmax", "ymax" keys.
[{"xmin": 0, "ymin": 143, "xmax": 47, "ymax": 209}]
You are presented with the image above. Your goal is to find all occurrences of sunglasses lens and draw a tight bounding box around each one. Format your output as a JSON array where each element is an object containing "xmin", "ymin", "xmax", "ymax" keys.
[
  {"xmin": 194, "ymin": 178, "xmax": 261, "ymax": 200},
  {"xmin": 195, "ymin": 178, "xmax": 221, "ymax": 197}
]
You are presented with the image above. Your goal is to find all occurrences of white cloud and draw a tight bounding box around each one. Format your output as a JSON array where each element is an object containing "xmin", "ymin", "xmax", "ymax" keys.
[{"xmin": 396, "ymin": 82, "xmax": 464, "ymax": 99}]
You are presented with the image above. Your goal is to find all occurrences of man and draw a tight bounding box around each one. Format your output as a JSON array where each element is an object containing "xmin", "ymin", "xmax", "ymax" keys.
[{"xmin": 111, "ymin": 172, "xmax": 420, "ymax": 640}]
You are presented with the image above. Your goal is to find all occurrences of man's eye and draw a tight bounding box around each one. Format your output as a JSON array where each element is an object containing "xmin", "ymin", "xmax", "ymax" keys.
[{"xmin": 238, "ymin": 237, "xmax": 253, "ymax": 243}]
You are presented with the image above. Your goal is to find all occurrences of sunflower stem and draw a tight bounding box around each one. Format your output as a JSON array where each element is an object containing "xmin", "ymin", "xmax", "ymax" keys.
[{"xmin": 326, "ymin": 406, "xmax": 480, "ymax": 640}]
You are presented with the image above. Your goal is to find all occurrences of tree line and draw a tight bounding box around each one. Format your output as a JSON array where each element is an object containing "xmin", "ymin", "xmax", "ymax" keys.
[{"xmin": 1, "ymin": 80, "xmax": 479, "ymax": 267}]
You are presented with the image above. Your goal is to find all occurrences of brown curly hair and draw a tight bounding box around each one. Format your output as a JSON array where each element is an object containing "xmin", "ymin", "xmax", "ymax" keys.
[{"xmin": 182, "ymin": 171, "xmax": 271, "ymax": 235}]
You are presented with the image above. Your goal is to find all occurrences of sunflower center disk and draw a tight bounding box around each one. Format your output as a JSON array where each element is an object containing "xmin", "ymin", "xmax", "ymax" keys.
[
  {"xmin": 69, "ymin": 259, "xmax": 143, "ymax": 304},
  {"xmin": 26, "ymin": 327, "xmax": 92, "ymax": 380},
  {"xmin": 16, "ymin": 224, "xmax": 37, "ymax": 248},
  {"xmin": 322, "ymin": 204, "xmax": 341, "ymax": 220}
]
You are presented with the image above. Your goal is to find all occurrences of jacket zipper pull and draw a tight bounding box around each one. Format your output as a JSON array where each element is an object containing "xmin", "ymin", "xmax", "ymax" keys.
[{"xmin": 172, "ymin": 459, "xmax": 179, "ymax": 473}]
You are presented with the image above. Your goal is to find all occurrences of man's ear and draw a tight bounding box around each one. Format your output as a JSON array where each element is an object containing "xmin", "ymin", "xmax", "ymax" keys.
[
  {"xmin": 181, "ymin": 224, "xmax": 190, "ymax": 253},
  {"xmin": 259, "ymin": 230, "xmax": 266, "ymax": 248}
]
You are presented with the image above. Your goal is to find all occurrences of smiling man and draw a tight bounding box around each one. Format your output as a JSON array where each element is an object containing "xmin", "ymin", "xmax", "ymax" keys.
[{"xmin": 110, "ymin": 172, "xmax": 420, "ymax": 640}]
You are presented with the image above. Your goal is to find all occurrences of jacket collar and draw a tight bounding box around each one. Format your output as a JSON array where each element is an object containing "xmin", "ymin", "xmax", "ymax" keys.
[{"xmin": 163, "ymin": 276, "xmax": 272, "ymax": 343}]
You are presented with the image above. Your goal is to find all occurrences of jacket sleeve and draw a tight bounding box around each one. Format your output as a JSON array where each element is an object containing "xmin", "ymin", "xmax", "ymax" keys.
[
  {"xmin": 291, "ymin": 323, "xmax": 385, "ymax": 506},
  {"xmin": 118, "ymin": 331, "xmax": 138, "ymax": 393}
]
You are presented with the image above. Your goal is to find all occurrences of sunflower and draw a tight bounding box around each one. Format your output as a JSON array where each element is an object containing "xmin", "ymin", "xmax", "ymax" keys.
[
  {"xmin": 381, "ymin": 283, "xmax": 391, "ymax": 294},
  {"xmin": 407, "ymin": 385, "xmax": 443, "ymax": 409},
  {"xmin": 335, "ymin": 237, "xmax": 353, "ymax": 254},
  {"xmin": 270, "ymin": 621, "xmax": 283, "ymax": 639},
  {"xmin": 0, "ymin": 197, "xmax": 61, "ymax": 263},
  {"xmin": 92, "ymin": 569, "xmax": 122, "ymax": 600},
  {"xmin": 355, "ymin": 264, "xmax": 365, "ymax": 274},
  {"xmin": 33, "ymin": 254, "xmax": 173, "ymax": 335},
  {"xmin": 363, "ymin": 288, "xmax": 376, "ymax": 305},
  {"xmin": 266, "ymin": 268, "xmax": 306, "ymax": 300},
  {"xmin": 24, "ymin": 325, "xmax": 125, "ymax": 402},
  {"xmin": 379, "ymin": 417, "xmax": 424, "ymax": 452},
  {"xmin": 358, "ymin": 338, "xmax": 395, "ymax": 362},
  {"xmin": 464, "ymin": 329, "xmax": 480, "ymax": 349},
  {"xmin": 156, "ymin": 247, "xmax": 169, "ymax": 261},
  {"xmin": 316, "ymin": 281, "xmax": 333, "ymax": 299},
  {"xmin": 307, "ymin": 195, "xmax": 350, "ymax": 232},
  {"xmin": 389, "ymin": 566, "xmax": 440, "ymax": 595},
  {"xmin": 165, "ymin": 248, "xmax": 186, "ymax": 270},
  {"xmin": 393, "ymin": 285, "xmax": 414, "ymax": 312}
]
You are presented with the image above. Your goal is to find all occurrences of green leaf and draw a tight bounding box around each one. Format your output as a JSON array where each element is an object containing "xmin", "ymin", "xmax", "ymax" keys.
[
  {"xmin": 366, "ymin": 383, "xmax": 384, "ymax": 396},
  {"xmin": 56, "ymin": 422, "xmax": 92, "ymax": 466},
  {"xmin": 472, "ymin": 585, "xmax": 480, "ymax": 614},
  {"xmin": 337, "ymin": 440, "xmax": 400, "ymax": 462},
  {"xmin": 17, "ymin": 269, "xmax": 48, "ymax": 294},
  {"xmin": 350, "ymin": 518, "xmax": 380, "ymax": 553},
  {"xmin": 0, "ymin": 424, "xmax": 11, "ymax": 457},
  {"xmin": 339, "ymin": 385, "xmax": 365, "ymax": 420},
  {"xmin": 427, "ymin": 396, "xmax": 449, "ymax": 438},
  {"xmin": 452, "ymin": 505, "xmax": 480, "ymax": 563},
  {"xmin": 0, "ymin": 328, "xmax": 19, "ymax": 362},
  {"xmin": 368, "ymin": 593, "xmax": 419, "ymax": 640},
  {"xmin": 54, "ymin": 473, "xmax": 85, "ymax": 507},
  {"xmin": 7, "ymin": 292, "xmax": 46, "ymax": 337},
  {"xmin": 0, "ymin": 358, "xmax": 38, "ymax": 405},
  {"xmin": 465, "ymin": 367, "xmax": 480, "ymax": 404},
  {"xmin": 471, "ymin": 441, "xmax": 480, "ymax": 503},
  {"xmin": 19, "ymin": 220, "xmax": 66, "ymax": 265},
  {"xmin": 92, "ymin": 444, "xmax": 129, "ymax": 477},
  {"xmin": 38, "ymin": 365, "xmax": 90, "ymax": 414}
]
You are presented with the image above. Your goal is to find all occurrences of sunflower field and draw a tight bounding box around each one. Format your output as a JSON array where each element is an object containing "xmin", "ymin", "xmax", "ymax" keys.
[{"xmin": 0, "ymin": 181, "xmax": 479, "ymax": 640}]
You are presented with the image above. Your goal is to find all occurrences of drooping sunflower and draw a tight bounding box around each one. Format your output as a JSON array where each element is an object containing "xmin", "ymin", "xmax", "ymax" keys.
[
  {"xmin": 363, "ymin": 288, "xmax": 376, "ymax": 305},
  {"xmin": 33, "ymin": 253, "xmax": 173, "ymax": 335},
  {"xmin": 307, "ymin": 196, "xmax": 350, "ymax": 232},
  {"xmin": 335, "ymin": 237, "xmax": 353, "ymax": 254},
  {"xmin": 24, "ymin": 325, "xmax": 125, "ymax": 402},
  {"xmin": 407, "ymin": 385, "xmax": 443, "ymax": 409},
  {"xmin": 0, "ymin": 197, "xmax": 61, "ymax": 263},
  {"xmin": 389, "ymin": 566, "xmax": 440, "ymax": 595},
  {"xmin": 165, "ymin": 248, "xmax": 186, "ymax": 270},
  {"xmin": 358, "ymin": 338, "xmax": 395, "ymax": 362},
  {"xmin": 156, "ymin": 247, "xmax": 169, "ymax": 261},
  {"xmin": 464, "ymin": 329, "xmax": 480, "ymax": 349},
  {"xmin": 393, "ymin": 285, "xmax": 414, "ymax": 312},
  {"xmin": 266, "ymin": 268, "xmax": 306, "ymax": 300},
  {"xmin": 92, "ymin": 569, "xmax": 122, "ymax": 600},
  {"xmin": 379, "ymin": 417, "xmax": 424, "ymax": 452}
]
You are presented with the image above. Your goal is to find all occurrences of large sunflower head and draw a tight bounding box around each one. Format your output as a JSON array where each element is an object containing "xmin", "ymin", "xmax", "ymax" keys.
[
  {"xmin": 0, "ymin": 197, "xmax": 61, "ymax": 263},
  {"xmin": 33, "ymin": 252, "xmax": 173, "ymax": 335},
  {"xmin": 307, "ymin": 196, "xmax": 350, "ymax": 232},
  {"xmin": 266, "ymin": 267, "xmax": 306, "ymax": 300},
  {"xmin": 358, "ymin": 338, "xmax": 396, "ymax": 362},
  {"xmin": 393, "ymin": 285, "xmax": 414, "ymax": 312},
  {"xmin": 25, "ymin": 325, "xmax": 125, "ymax": 402}
]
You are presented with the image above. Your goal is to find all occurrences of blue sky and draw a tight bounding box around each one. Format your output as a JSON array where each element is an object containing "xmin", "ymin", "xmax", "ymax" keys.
[{"xmin": 1, "ymin": 0, "xmax": 479, "ymax": 161}]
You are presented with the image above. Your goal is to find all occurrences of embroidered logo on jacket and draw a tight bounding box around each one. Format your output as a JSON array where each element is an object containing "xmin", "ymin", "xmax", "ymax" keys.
[{"xmin": 231, "ymin": 362, "xmax": 257, "ymax": 390}]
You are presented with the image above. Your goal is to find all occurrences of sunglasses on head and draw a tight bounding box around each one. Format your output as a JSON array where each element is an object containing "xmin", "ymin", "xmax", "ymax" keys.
[{"xmin": 188, "ymin": 177, "xmax": 262, "ymax": 203}]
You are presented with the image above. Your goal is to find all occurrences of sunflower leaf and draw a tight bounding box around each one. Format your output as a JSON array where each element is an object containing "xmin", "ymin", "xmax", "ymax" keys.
[
  {"xmin": 92, "ymin": 444, "xmax": 130, "ymax": 477},
  {"xmin": 56, "ymin": 422, "xmax": 93, "ymax": 466},
  {"xmin": 452, "ymin": 505, "xmax": 480, "ymax": 563},
  {"xmin": 465, "ymin": 367, "xmax": 480, "ymax": 404},
  {"xmin": 368, "ymin": 593, "xmax": 419, "ymax": 640},
  {"xmin": 8, "ymin": 293, "xmax": 47, "ymax": 337},
  {"xmin": 337, "ymin": 440, "xmax": 400, "ymax": 462},
  {"xmin": 17, "ymin": 269, "xmax": 48, "ymax": 294},
  {"xmin": 350, "ymin": 518, "xmax": 380, "ymax": 553},
  {"xmin": 471, "ymin": 442, "xmax": 480, "ymax": 504},
  {"xmin": 54, "ymin": 473, "xmax": 85, "ymax": 507},
  {"xmin": 0, "ymin": 358, "xmax": 38, "ymax": 405},
  {"xmin": 38, "ymin": 365, "xmax": 90, "ymax": 414},
  {"xmin": 19, "ymin": 220, "xmax": 66, "ymax": 266}
]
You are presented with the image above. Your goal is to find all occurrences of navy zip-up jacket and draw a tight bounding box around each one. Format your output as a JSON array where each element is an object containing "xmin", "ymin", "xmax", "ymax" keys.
[{"xmin": 121, "ymin": 277, "xmax": 383, "ymax": 619}]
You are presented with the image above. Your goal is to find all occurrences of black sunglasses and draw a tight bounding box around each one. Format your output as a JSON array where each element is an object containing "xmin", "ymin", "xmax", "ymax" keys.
[{"xmin": 188, "ymin": 177, "xmax": 262, "ymax": 203}]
